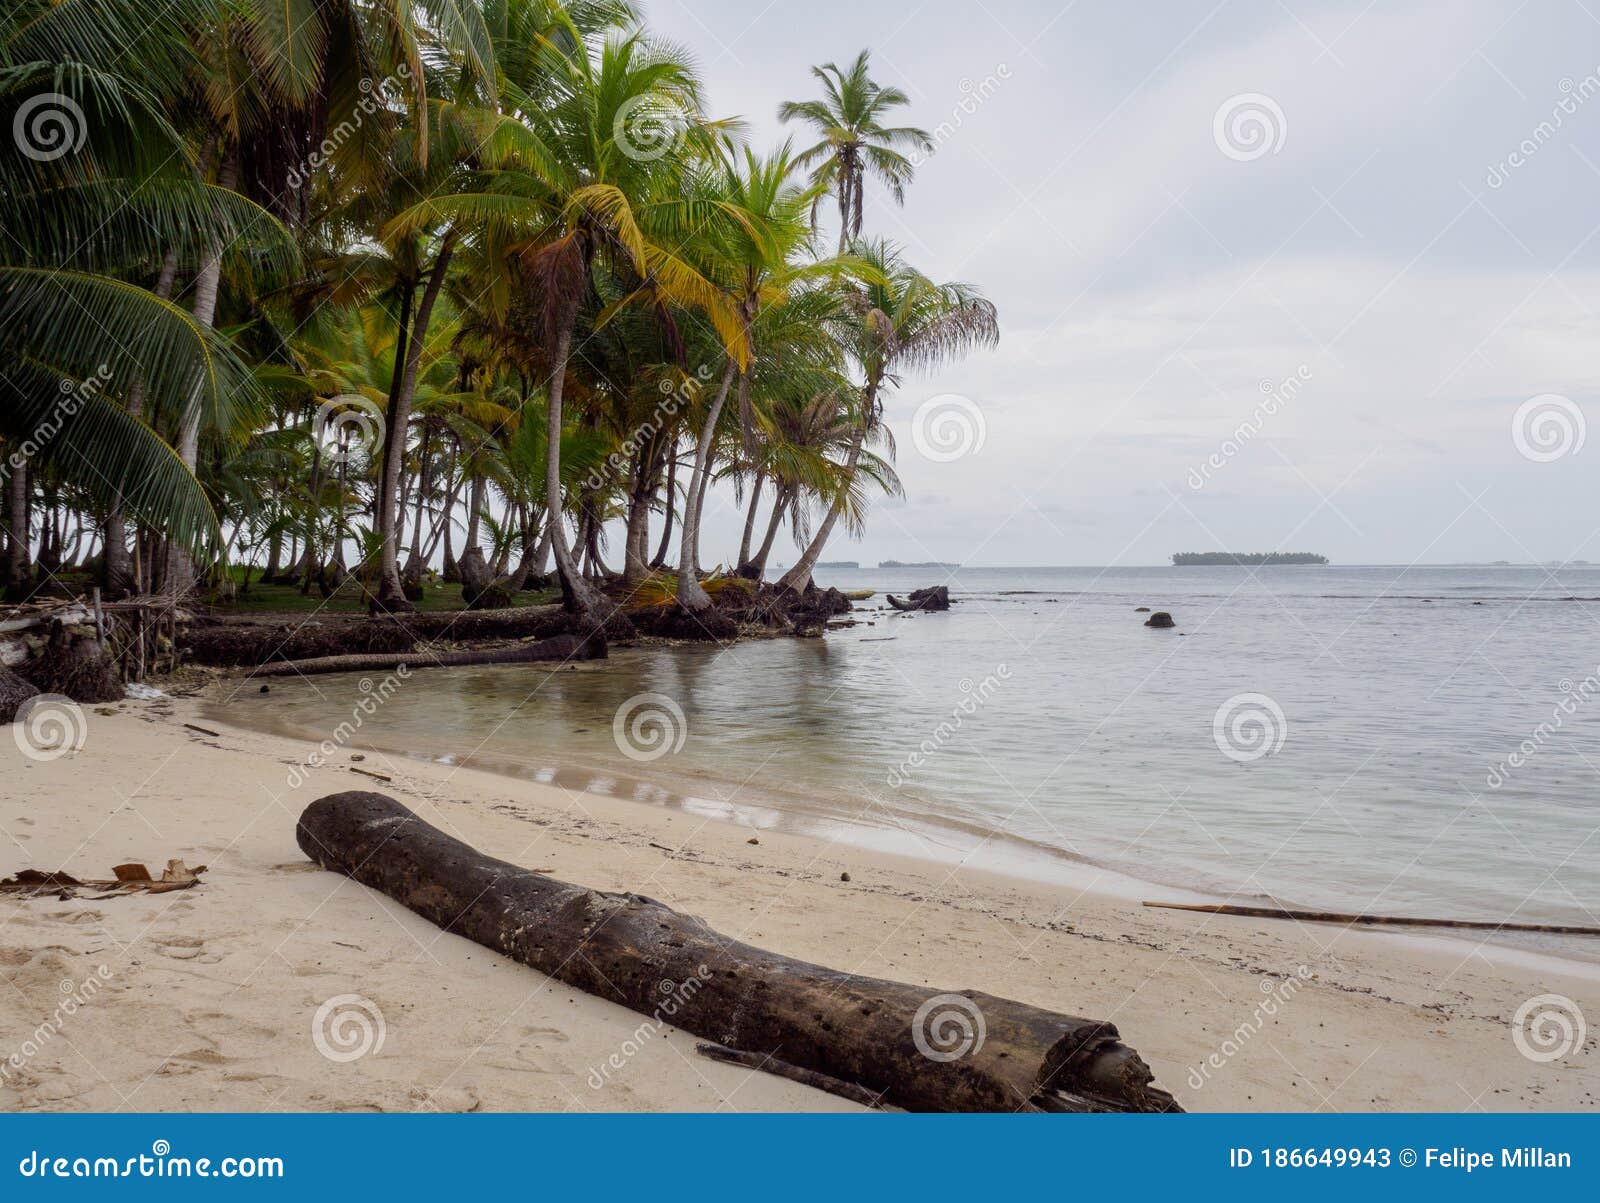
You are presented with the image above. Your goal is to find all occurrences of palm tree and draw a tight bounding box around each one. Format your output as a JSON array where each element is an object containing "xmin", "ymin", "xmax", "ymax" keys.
[
  {"xmin": 661, "ymin": 142, "xmax": 830, "ymax": 612},
  {"xmin": 0, "ymin": 0, "xmax": 293, "ymax": 595},
  {"xmin": 778, "ymin": 49, "xmax": 932, "ymax": 251},
  {"xmin": 393, "ymin": 27, "xmax": 747, "ymax": 612},
  {"xmin": 777, "ymin": 239, "xmax": 997, "ymax": 593}
]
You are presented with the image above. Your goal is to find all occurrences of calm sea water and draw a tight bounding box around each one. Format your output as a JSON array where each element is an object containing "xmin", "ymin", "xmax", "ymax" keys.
[{"xmin": 218, "ymin": 565, "xmax": 1600, "ymax": 954}]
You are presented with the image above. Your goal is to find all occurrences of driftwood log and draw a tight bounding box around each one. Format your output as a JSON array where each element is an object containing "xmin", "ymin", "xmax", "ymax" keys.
[
  {"xmin": 887, "ymin": 586, "xmax": 950, "ymax": 612},
  {"xmin": 244, "ymin": 631, "xmax": 605, "ymax": 678},
  {"xmin": 296, "ymin": 791, "xmax": 1180, "ymax": 1113}
]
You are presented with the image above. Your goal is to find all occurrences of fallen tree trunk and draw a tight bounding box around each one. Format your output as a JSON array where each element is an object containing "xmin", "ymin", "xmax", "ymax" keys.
[
  {"xmin": 296, "ymin": 791, "xmax": 1180, "ymax": 1113},
  {"xmin": 244, "ymin": 632, "xmax": 605, "ymax": 679},
  {"xmin": 183, "ymin": 620, "xmax": 415, "ymax": 667}
]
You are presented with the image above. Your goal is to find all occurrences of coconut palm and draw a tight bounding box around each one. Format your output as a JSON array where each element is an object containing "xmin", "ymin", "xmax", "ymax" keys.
[
  {"xmin": 0, "ymin": 0, "xmax": 293, "ymax": 594},
  {"xmin": 778, "ymin": 50, "xmax": 932, "ymax": 251},
  {"xmin": 777, "ymin": 240, "xmax": 997, "ymax": 593}
]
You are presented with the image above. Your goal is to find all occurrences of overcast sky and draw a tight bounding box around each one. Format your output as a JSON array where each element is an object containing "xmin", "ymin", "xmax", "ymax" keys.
[{"xmin": 638, "ymin": 0, "xmax": 1600, "ymax": 568}]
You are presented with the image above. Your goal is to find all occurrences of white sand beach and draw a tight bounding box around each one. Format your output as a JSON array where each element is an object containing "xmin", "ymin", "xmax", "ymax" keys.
[{"xmin": 2, "ymin": 693, "xmax": 1596, "ymax": 1113}]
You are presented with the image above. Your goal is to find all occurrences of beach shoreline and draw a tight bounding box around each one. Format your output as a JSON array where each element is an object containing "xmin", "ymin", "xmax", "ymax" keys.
[{"xmin": 2, "ymin": 691, "xmax": 1596, "ymax": 1113}]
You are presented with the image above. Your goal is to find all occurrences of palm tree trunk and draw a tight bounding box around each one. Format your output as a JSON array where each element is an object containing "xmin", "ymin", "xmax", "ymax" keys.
[
  {"xmin": 544, "ymin": 321, "xmax": 603, "ymax": 613},
  {"xmin": 403, "ymin": 419, "xmax": 432, "ymax": 582},
  {"xmin": 376, "ymin": 235, "xmax": 455, "ymax": 610},
  {"xmin": 777, "ymin": 426, "xmax": 864, "ymax": 594},
  {"xmin": 650, "ymin": 452, "xmax": 677, "ymax": 569},
  {"xmin": 105, "ymin": 248, "xmax": 177, "ymax": 597},
  {"xmin": 622, "ymin": 449, "xmax": 653, "ymax": 585},
  {"xmin": 163, "ymin": 151, "xmax": 236, "ymax": 597},
  {"xmin": 3, "ymin": 464, "xmax": 30, "ymax": 594},
  {"xmin": 675, "ymin": 360, "xmax": 738, "ymax": 609},
  {"xmin": 746, "ymin": 486, "xmax": 788, "ymax": 580},
  {"xmin": 737, "ymin": 469, "xmax": 765, "ymax": 567},
  {"xmin": 465, "ymin": 470, "xmax": 485, "ymax": 552}
]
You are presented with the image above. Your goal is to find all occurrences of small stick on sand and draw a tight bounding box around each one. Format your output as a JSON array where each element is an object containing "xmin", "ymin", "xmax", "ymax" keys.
[{"xmin": 1143, "ymin": 900, "xmax": 1600, "ymax": 937}]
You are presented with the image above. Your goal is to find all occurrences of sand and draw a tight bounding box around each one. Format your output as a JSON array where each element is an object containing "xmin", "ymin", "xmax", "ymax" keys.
[{"xmin": 2, "ymin": 691, "xmax": 1596, "ymax": 1113}]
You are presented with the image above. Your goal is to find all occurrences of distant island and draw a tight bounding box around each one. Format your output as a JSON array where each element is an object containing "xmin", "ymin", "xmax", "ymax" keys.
[
  {"xmin": 878, "ymin": 560, "xmax": 959, "ymax": 568},
  {"xmin": 816, "ymin": 561, "xmax": 859, "ymax": 569},
  {"xmin": 1172, "ymin": 552, "xmax": 1329, "ymax": 566}
]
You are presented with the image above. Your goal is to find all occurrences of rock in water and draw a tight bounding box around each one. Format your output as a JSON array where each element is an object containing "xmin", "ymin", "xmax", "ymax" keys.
[
  {"xmin": 1144, "ymin": 611, "xmax": 1176, "ymax": 628},
  {"xmin": 886, "ymin": 586, "xmax": 951, "ymax": 612},
  {"xmin": 1134, "ymin": 606, "xmax": 1151, "ymax": 612}
]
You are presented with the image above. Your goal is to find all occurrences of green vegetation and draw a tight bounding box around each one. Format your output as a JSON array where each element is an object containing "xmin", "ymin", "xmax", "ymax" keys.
[{"xmin": 0, "ymin": 1, "xmax": 995, "ymax": 618}]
